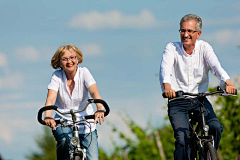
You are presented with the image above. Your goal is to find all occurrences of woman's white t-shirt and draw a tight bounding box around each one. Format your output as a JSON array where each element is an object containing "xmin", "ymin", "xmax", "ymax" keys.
[{"xmin": 48, "ymin": 67, "xmax": 96, "ymax": 134}]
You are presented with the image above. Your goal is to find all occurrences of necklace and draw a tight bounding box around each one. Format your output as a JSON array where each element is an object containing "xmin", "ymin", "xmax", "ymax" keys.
[{"xmin": 68, "ymin": 81, "xmax": 74, "ymax": 89}]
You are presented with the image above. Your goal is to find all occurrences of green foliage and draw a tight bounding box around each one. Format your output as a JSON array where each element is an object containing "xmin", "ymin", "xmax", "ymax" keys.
[
  {"xmin": 112, "ymin": 118, "xmax": 158, "ymax": 159},
  {"xmin": 102, "ymin": 116, "xmax": 175, "ymax": 160},
  {"xmin": 29, "ymin": 79, "xmax": 240, "ymax": 160},
  {"xmin": 26, "ymin": 126, "xmax": 57, "ymax": 160},
  {"xmin": 100, "ymin": 83, "xmax": 240, "ymax": 160},
  {"xmin": 99, "ymin": 148, "xmax": 112, "ymax": 160},
  {"xmin": 158, "ymin": 125, "xmax": 175, "ymax": 160}
]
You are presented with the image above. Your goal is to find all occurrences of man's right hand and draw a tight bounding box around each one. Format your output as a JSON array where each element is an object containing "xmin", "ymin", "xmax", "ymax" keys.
[{"xmin": 163, "ymin": 83, "xmax": 176, "ymax": 98}]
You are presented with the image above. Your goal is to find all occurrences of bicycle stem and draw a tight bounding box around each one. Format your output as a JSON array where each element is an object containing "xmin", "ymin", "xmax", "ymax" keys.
[
  {"xmin": 70, "ymin": 109, "xmax": 84, "ymax": 156},
  {"xmin": 72, "ymin": 124, "xmax": 81, "ymax": 150},
  {"xmin": 70, "ymin": 109, "xmax": 77, "ymax": 122}
]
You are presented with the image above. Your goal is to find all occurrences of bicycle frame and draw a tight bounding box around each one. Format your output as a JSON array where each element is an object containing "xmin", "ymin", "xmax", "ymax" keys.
[
  {"xmin": 163, "ymin": 86, "xmax": 238, "ymax": 160},
  {"xmin": 69, "ymin": 109, "xmax": 86, "ymax": 160},
  {"xmin": 188, "ymin": 96, "xmax": 215, "ymax": 159},
  {"xmin": 37, "ymin": 99, "xmax": 110, "ymax": 160}
]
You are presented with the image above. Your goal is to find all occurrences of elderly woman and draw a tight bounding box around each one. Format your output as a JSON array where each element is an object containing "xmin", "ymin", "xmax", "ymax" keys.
[{"xmin": 44, "ymin": 44, "xmax": 104, "ymax": 160}]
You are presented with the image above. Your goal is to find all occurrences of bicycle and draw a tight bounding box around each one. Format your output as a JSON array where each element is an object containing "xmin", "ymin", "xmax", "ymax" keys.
[
  {"xmin": 163, "ymin": 86, "xmax": 237, "ymax": 160},
  {"xmin": 37, "ymin": 99, "xmax": 110, "ymax": 160}
]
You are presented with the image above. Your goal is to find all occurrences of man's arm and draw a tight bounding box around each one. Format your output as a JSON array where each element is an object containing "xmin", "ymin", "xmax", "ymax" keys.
[
  {"xmin": 204, "ymin": 43, "xmax": 231, "ymax": 83},
  {"xmin": 203, "ymin": 42, "xmax": 236, "ymax": 94},
  {"xmin": 160, "ymin": 43, "xmax": 175, "ymax": 95}
]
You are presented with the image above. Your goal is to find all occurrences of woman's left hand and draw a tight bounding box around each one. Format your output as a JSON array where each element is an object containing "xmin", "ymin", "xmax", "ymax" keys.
[
  {"xmin": 88, "ymin": 84, "xmax": 105, "ymax": 124},
  {"xmin": 94, "ymin": 110, "xmax": 105, "ymax": 125}
]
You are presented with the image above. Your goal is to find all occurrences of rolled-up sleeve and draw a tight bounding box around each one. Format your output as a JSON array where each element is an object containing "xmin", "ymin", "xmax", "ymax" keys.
[{"xmin": 159, "ymin": 43, "xmax": 175, "ymax": 90}]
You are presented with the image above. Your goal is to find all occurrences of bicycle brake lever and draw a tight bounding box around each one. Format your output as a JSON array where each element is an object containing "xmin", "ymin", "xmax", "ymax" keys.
[
  {"xmin": 60, "ymin": 118, "xmax": 67, "ymax": 123},
  {"xmin": 55, "ymin": 119, "xmax": 69, "ymax": 128},
  {"xmin": 56, "ymin": 123, "xmax": 72, "ymax": 128},
  {"xmin": 169, "ymin": 96, "xmax": 186, "ymax": 102}
]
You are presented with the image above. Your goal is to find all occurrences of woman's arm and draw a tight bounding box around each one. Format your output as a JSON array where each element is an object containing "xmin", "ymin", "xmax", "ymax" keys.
[
  {"xmin": 88, "ymin": 84, "xmax": 105, "ymax": 125},
  {"xmin": 44, "ymin": 89, "xmax": 58, "ymax": 130}
]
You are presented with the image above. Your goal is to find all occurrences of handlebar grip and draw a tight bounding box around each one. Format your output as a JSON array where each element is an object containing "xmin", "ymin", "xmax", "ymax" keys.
[
  {"xmin": 218, "ymin": 86, "xmax": 238, "ymax": 95},
  {"xmin": 162, "ymin": 91, "xmax": 184, "ymax": 98},
  {"xmin": 84, "ymin": 115, "xmax": 95, "ymax": 119},
  {"xmin": 84, "ymin": 99, "xmax": 110, "ymax": 120},
  {"xmin": 37, "ymin": 105, "xmax": 58, "ymax": 125},
  {"xmin": 162, "ymin": 93, "xmax": 167, "ymax": 98}
]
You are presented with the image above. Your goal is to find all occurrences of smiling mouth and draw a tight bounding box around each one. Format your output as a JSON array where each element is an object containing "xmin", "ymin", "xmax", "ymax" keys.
[
  {"xmin": 183, "ymin": 37, "xmax": 191, "ymax": 41},
  {"xmin": 66, "ymin": 64, "xmax": 74, "ymax": 68}
]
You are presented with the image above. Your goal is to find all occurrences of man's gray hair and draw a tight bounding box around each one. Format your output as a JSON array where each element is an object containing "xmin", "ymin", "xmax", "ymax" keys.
[{"xmin": 180, "ymin": 14, "xmax": 202, "ymax": 31}]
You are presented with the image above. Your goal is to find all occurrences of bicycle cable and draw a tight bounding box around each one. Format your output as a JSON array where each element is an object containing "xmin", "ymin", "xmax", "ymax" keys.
[
  {"xmin": 80, "ymin": 121, "xmax": 93, "ymax": 149},
  {"xmin": 60, "ymin": 125, "xmax": 73, "ymax": 151}
]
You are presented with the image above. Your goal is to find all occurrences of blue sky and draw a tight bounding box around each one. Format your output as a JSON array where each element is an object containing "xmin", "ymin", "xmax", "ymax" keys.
[{"xmin": 0, "ymin": 0, "xmax": 240, "ymax": 159}]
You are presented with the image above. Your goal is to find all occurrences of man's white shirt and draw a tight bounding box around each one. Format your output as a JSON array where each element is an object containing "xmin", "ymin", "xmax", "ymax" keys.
[{"xmin": 160, "ymin": 40, "xmax": 230, "ymax": 93}]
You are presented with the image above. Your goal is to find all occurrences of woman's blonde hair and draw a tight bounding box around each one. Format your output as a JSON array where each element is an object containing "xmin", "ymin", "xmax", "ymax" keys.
[{"xmin": 51, "ymin": 44, "xmax": 83, "ymax": 69}]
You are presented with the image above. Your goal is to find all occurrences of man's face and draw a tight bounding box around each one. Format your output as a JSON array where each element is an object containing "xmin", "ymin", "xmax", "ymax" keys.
[{"xmin": 180, "ymin": 19, "xmax": 201, "ymax": 48}]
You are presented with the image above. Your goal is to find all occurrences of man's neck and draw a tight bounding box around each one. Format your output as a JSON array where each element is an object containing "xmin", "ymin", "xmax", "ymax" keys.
[{"xmin": 183, "ymin": 44, "xmax": 195, "ymax": 55}]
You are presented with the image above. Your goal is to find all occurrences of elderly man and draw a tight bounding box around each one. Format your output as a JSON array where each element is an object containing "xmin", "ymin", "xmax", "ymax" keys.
[{"xmin": 159, "ymin": 14, "xmax": 236, "ymax": 160}]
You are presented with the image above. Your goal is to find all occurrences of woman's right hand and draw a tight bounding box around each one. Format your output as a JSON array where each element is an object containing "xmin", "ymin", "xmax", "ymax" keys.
[{"xmin": 44, "ymin": 117, "xmax": 56, "ymax": 130}]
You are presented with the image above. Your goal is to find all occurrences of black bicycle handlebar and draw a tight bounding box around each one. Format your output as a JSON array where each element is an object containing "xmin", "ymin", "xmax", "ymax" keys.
[
  {"xmin": 84, "ymin": 99, "xmax": 110, "ymax": 120},
  {"xmin": 37, "ymin": 99, "xmax": 110, "ymax": 125},
  {"xmin": 162, "ymin": 86, "xmax": 237, "ymax": 98}
]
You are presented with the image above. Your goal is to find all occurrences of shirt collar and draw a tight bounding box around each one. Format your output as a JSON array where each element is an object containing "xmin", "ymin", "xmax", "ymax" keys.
[
  {"xmin": 62, "ymin": 69, "xmax": 67, "ymax": 82},
  {"xmin": 181, "ymin": 41, "xmax": 198, "ymax": 56},
  {"xmin": 73, "ymin": 67, "xmax": 79, "ymax": 81},
  {"xmin": 61, "ymin": 67, "xmax": 79, "ymax": 82}
]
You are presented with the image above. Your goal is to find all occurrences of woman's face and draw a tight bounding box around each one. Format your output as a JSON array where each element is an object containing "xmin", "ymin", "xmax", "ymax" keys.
[{"xmin": 59, "ymin": 49, "xmax": 79, "ymax": 75}]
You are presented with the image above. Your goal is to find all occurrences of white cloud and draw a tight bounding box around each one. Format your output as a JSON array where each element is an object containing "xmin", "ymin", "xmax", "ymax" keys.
[
  {"xmin": 80, "ymin": 43, "xmax": 102, "ymax": 56},
  {"xmin": 0, "ymin": 114, "xmax": 29, "ymax": 144},
  {"xmin": 0, "ymin": 53, "xmax": 8, "ymax": 68},
  {"xmin": 0, "ymin": 123, "xmax": 12, "ymax": 143},
  {"xmin": 0, "ymin": 93, "xmax": 25, "ymax": 101},
  {"xmin": 204, "ymin": 16, "xmax": 240, "ymax": 27},
  {"xmin": 68, "ymin": 9, "xmax": 160, "ymax": 30},
  {"xmin": 0, "ymin": 101, "xmax": 43, "ymax": 109},
  {"xmin": 214, "ymin": 30, "xmax": 233, "ymax": 44},
  {"xmin": 0, "ymin": 72, "xmax": 24, "ymax": 90},
  {"xmin": 15, "ymin": 46, "xmax": 40, "ymax": 62},
  {"xmin": 202, "ymin": 29, "xmax": 240, "ymax": 44},
  {"xmin": 0, "ymin": 101, "xmax": 44, "ymax": 144}
]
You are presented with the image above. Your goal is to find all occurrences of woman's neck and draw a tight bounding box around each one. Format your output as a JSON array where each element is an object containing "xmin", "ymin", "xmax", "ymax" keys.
[{"xmin": 65, "ymin": 68, "xmax": 77, "ymax": 80}]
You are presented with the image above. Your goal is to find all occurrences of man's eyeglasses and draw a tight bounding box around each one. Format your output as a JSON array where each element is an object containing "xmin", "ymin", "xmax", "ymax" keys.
[
  {"xmin": 60, "ymin": 56, "xmax": 77, "ymax": 62},
  {"xmin": 179, "ymin": 29, "xmax": 198, "ymax": 34}
]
